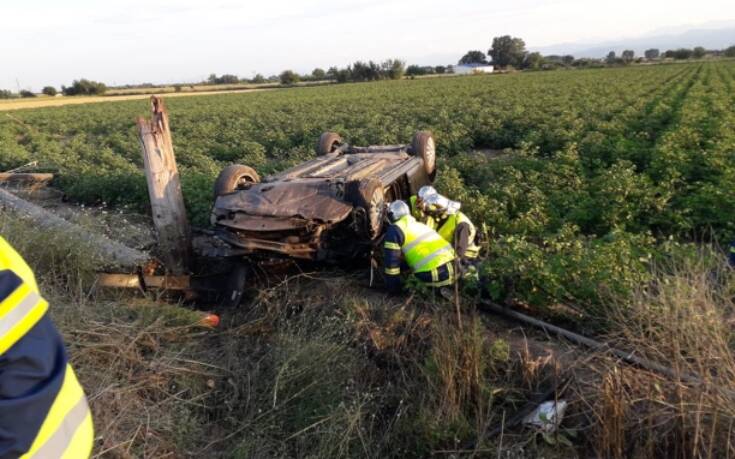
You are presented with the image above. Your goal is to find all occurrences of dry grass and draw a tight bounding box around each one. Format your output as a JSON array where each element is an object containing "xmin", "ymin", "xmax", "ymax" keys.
[
  {"xmin": 1, "ymin": 212, "xmax": 223, "ymax": 457},
  {"xmin": 0, "ymin": 88, "xmax": 274, "ymax": 112},
  {"xmin": 571, "ymin": 256, "xmax": 735, "ymax": 458},
  {"xmin": 0, "ymin": 208, "xmax": 572, "ymax": 458},
  {"xmin": 13, "ymin": 206, "xmax": 716, "ymax": 457},
  {"xmin": 0, "ymin": 80, "xmax": 337, "ymax": 112},
  {"xmin": 104, "ymin": 82, "xmax": 278, "ymax": 96},
  {"xmin": 424, "ymin": 314, "xmax": 491, "ymax": 426}
]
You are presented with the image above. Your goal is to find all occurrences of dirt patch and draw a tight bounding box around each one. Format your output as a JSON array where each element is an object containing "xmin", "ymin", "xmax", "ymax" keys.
[
  {"xmin": 0, "ymin": 87, "xmax": 275, "ymax": 112},
  {"xmin": 0, "ymin": 80, "xmax": 336, "ymax": 112}
]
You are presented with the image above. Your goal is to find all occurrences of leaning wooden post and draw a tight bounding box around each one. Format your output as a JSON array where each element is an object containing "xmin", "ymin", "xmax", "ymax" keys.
[{"xmin": 136, "ymin": 96, "xmax": 191, "ymax": 274}]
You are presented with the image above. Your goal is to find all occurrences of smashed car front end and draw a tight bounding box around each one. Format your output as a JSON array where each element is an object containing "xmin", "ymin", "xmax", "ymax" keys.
[{"xmin": 210, "ymin": 179, "xmax": 354, "ymax": 260}]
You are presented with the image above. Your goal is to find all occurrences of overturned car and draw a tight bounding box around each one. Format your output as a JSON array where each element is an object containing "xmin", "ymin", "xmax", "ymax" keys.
[{"xmin": 210, "ymin": 131, "xmax": 437, "ymax": 264}]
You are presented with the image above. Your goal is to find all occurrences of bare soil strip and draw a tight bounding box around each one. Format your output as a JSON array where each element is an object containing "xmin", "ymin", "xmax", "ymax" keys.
[{"xmin": 0, "ymin": 87, "xmax": 275, "ymax": 111}]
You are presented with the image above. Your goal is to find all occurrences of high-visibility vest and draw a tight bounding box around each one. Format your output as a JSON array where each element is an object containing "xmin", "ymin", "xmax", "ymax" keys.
[
  {"xmin": 0, "ymin": 237, "xmax": 94, "ymax": 459},
  {"xmin": 393, "ymin": 215, "xmax": 454, "ymax": 273},
  {"xmin": 409, "ymin": 195, "xmax": 436, "ymax": 230},
  {"xmin": 437, "ymin": 212, "xmax": 480, "ymax": 259}
]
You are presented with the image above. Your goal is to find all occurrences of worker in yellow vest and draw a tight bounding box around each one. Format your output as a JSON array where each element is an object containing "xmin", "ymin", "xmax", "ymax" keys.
[
  {"xmin": 0, "ymin": 236, "xmax": 94, "ymax": 458},
  {"xmin": 423, "ymin": 194, "xmax": 481, "ymax": 266},
  {"xmin": 382, "ymin": 200, "xmax": 456, "ymax": 293},
  {"xmin": 408, "ymin": 186, "xmax": 439, "ymax": 229}
]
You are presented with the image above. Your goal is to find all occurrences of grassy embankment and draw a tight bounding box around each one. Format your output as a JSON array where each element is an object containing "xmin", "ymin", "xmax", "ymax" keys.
[{"xmin": 2, "ymin": 208, "xmax": 734, "ymax": 457}]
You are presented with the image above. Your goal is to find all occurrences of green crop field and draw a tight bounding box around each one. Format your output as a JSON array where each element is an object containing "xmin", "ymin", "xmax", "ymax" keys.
[
  {"xmin": 3, "ymin": 61, "xmax": 735, "ymax": 457},
  {"xmin": 3, "ymin": 61, "xmax": 734, "ymax": 314}
]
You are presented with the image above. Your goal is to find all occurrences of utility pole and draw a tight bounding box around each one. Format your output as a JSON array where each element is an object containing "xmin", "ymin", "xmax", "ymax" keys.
[{"xmin": 136, "ymin": 96, "xmax": 192, "ymax": 275}]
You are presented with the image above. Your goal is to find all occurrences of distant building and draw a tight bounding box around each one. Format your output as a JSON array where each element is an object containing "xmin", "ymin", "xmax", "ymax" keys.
[{"xmin": 454, "ymin": 63, "xmax": 494, "ymax": 75}]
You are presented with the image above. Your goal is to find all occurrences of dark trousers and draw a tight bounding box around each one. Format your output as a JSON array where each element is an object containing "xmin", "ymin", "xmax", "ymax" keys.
[{"xmin": 414, "ymin": 262, "xmax": 455, "ymax": 287}]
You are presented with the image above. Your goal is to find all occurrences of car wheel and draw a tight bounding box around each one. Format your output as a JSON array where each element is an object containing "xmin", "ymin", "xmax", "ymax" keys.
[
  {"xmin": 214, "ymin": 164, "xmax": 260, "ymax": 198},
  {"xmin": 221, "ymin": 263, "xmax": 249, "ymax": 308},
  {"xmin": 411, "ymin": 131, "xmax": 436, "ymax": 178},
  {"xmin": 317, "ymin": 132, "xmax": 343, "ymax": 155},
  {"xmin": 354, "ymin": 178, "xmax": 385, "ymax": 240}
]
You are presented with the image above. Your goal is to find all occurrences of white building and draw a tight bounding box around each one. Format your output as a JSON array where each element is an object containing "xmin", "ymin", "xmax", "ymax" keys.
[{"xmin": 454, "ymin": 63, "xmax": 495, "ymax": 75}]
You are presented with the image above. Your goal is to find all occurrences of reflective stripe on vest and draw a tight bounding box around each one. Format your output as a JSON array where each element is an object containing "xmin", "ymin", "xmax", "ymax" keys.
[
  {"xmin": 21, "ymin": 364, "xmax": 94, "ymax": 459},
  {"xmin": 437, "ymin": 212, "xmax": 480, "ymax": 258},
  {"xmin": 0, "ymin": 238, "xmax": 48, "ymax": 355},
  {"xmin": 402, "ymin": 230, "xmax": 435, "ymax": 253},
  {"xmin": 414, "ymin": 246, "xmax": 453, "ymax": 271},
  {"xmin": 384, "ymin": 241, "xmax": 401, "ymax": 251},
  {"xmin": 0, "ymin": 281, "xmax": 48, "ymax": 355},
  {"xmin": 0, "ymin": 237, "xmax": 94, "ymax": 458},
  {"xmin": 394, "ymin": 215, "xmax": 454, "ymax": 273},
  {"xmin": 0, "ymin": 238, "xmax": 39, "ymax": 291}
]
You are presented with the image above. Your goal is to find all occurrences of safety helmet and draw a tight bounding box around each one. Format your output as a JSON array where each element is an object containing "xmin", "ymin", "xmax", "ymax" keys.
[
  {"xmin": 417, "ymin": 186, "xmax": 438, "ymax": 202},
  {"xmin": 387, "ymin": 200, "xmax": 410, "ymax": 223},
  {"xmin": 425, "ymin": 193, "xmax": 461, "ymax": 215}
]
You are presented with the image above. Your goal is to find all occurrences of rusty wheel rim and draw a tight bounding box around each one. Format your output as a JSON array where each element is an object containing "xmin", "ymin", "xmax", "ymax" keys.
[
  {"xmin": 424, "ymin": 137, "xmax": 436, "ymax": 172},
  {"xmin": 368, "ymin": 188, "xmax": 384, "ymax": 236},
  {"xmin": 235, "ymin": 176, "xmax": 255, "ymax": 190}
]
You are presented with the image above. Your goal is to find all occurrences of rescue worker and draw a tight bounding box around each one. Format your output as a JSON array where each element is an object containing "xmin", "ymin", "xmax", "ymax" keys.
[
  {"xmin": 409, "ymin": 186, "xmax": 439, "ymax": 229},
  {"xmin": 423, "ymin": 194, "xmax": 481, "ymax": 267},
  {"xmin": 383, "ymin": 200, "xmax": 456, "ymax": 294},
  {"xmin": 0, "ymin": 236, "xmax": 94, "ymax": 458}
]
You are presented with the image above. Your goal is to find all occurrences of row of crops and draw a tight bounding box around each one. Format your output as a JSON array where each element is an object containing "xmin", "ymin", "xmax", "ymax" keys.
[{"xmin": 1, "ymin": 61, "xmax": 733, "ymax": 318}]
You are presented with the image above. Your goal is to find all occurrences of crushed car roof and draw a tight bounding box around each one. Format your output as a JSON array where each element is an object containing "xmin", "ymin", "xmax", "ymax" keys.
[
  {"xmin": 214, "ymin": 151, "xmax": 412, "ymax": 223},
  {"xmin": 214, "ymin": 179, "xmax": 352, "ymax": 222}
]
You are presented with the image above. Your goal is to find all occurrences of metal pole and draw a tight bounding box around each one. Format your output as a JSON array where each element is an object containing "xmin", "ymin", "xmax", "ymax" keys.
[{"xmin": 479, "ymin": 300, "xmax": 702, "ymax": 384}]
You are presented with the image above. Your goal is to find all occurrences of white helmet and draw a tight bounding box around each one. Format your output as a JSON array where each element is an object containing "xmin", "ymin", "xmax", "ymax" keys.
[
  {"xmin": 388, "ymin": 200, "xmax": 410, "ymax": 222},
  {"xmin": 426, "ymin": 193, "xmax": 461, "ymax": 215},
  {"xmin": 418, "ymin": 186, "xmax": 437, "ymax": 202}
]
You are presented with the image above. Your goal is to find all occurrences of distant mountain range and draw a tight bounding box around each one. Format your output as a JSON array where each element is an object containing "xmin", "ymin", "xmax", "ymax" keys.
[{"xmin": 533, "ymin": 25, "xmax": 735, "ymax": 58}]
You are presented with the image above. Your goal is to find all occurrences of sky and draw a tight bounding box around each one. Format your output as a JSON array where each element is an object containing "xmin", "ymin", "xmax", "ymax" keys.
[{"xmin": 2, "ymin": 0, "xmax": 734, "ymax": 91}]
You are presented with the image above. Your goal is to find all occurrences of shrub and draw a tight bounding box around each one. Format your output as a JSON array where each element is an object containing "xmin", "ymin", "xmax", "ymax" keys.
[
  {"xmin": 381, "ymin": 59, "xmax": 406, "ymax": 80},
  {"xmin": 207, "ymin": 74, "xmax": 239, "ymax": 85},
  {"xmin": 62, "ymin": 79, "xmax": 107, "ymax": 96},
  {"xmin": 311, "ymin": 68, "xmax": 326, "ymax": 80},
  {"xmin": 42, "ymin": 86, "xmax": 57, "ymax": 96},
  {"xmin": 279, "ymin": 70, "xmax": 300, "ymax": 85}
]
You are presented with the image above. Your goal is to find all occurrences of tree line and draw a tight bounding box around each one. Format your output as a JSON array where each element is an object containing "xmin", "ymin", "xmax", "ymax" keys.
[
  {"xmin": 0, "ymin": 79, "xmax": 107, "ymax": 99},
  {"xmin": 278, "ymin": 59, "xmax": 409, "ymax": 85},
  {"xmin": 605, "ymin": 45, "xmax": 735, "ymax": 63},
  {"xmin": 4, "ymin": 41, "xmax": 735, "ymax": 98},
  {"xmin": 458, "ymin": 36, "xmax": 599, "ymax": 70},
  {"xmin": 458, "ymin": 35, "xmax": 735, "ymax": 70}
]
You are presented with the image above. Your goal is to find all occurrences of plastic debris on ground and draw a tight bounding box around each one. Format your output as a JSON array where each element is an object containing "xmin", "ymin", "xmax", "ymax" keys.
[{"xmin": 523, "ymin": 400, "xmax": 568, "ymax": 433}]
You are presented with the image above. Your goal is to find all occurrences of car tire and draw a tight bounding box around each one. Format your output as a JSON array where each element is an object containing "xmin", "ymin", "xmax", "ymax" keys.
[
  {"xmin": 214, "ymin": 164, "xmax": 260, "ymax": 198},
  {"xmin": 353, "ymin": 178, "xmax": 385, "ymax": 240},
  {"xmin": 317, "ymin": 132, "xmax": 343, "ymax": 155},
  {"xmin": 411, "ymin": 131, "xmax": 436, "ymax": 178},
  {"xmin": 221, "ymin": 262, "xmax": 249, "ymax": 308}
]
